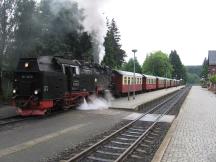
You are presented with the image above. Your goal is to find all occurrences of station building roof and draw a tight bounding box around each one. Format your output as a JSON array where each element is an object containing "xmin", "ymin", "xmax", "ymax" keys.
[{"xmin": 208, "ymin": 50, "xmax": 216, "ymax": 65}]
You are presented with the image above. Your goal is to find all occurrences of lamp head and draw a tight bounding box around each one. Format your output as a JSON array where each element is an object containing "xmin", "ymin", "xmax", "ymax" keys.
[{"xmin": 132, "ymin": 49, "xmax": 137, "ymax": 53}]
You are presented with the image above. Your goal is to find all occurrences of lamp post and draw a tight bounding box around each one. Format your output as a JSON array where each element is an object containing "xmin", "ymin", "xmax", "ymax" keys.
[{"xmin": 132, "ymin": 49, "xmax": 137, "ymax": 100}]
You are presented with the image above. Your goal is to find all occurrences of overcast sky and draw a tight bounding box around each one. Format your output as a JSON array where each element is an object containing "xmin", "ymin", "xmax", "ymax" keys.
[{"xmin": 100, "ymin": 0, "xmax": 216, "ymax": 65}]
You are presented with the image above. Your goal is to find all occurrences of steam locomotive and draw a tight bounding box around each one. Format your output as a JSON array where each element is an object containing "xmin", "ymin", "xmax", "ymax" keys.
[
  {"xmin": 12, "ymin": 56, "xmax": 112, "ymax": 116},
  {"xmin": 12, "ymin": 56, "xmax": 180, "ymax": 116}
]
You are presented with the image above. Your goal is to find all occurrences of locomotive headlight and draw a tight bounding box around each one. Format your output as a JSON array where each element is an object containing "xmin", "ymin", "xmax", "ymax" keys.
[
  {"xmin": 13, "ymin": 89, "xmax": 16, "ymax": 94},
  {"xmin": 34, "ymin": 90, "xmax": 39, "ymax": 95},
  {"xmin": 25, "ymin": 62, "xmax": 29, "ymax": 68}
]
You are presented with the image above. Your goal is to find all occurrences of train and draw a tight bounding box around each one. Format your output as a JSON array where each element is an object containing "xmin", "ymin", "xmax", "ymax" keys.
[{"xmin": 12, "ymin": 56, "xmax": 181, "ymax": 116}]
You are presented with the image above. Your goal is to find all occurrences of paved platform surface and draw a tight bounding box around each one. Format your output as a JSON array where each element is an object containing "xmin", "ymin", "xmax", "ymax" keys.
[
  {"xmin": 0, "ymin": 109, "xmax": 131, "ymax": 162},
  {"xmin": 160, "ymin": 86, "xmax": 216, "ymax": 162},
  {"xmin": 110, "ymin": 86, "xmax": 184, "ymax": 110}
]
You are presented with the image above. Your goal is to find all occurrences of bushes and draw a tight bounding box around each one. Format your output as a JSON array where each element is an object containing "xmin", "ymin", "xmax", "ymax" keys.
[{"xmin": 209, "ymin": 75, "xmax": 216, "ymax": 84}]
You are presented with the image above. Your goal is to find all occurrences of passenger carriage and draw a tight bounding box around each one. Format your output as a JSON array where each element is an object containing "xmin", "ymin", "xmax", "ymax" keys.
[
  {"xmin": 156, "ymin": 76, "xmax": 166, "ymax": 89},
  {"xmin": 112, "ymin": 70, "xmax": 143, "ymax": 95},
  {"xmin": 171, "ymin": 79, "xmax": 176, "ymax": 87},
  {"xmin": 176, "ymin": 80, "xmax": 180, "ymax": 86},
  {"xmin": 165, "ymin": 78, "xmax": 171, "ymax": 88},
  {"xmin": 142, "ymin": 74, "xmax": 157, "ymax": 91}
]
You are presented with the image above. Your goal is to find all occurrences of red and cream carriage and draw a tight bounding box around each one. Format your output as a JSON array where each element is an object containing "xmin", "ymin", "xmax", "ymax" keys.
[
  {"xmin": 142, "ymin": 74, "xmax": 157, "ymax": 91},
  {"xmin": 112, "ymin": 70, "xmax": 143, "ymax": 95}
]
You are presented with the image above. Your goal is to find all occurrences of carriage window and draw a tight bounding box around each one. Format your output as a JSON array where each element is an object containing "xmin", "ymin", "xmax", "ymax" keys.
[
  {"xmin": 124, "ymin": 77, "xmax": 127, "ymax": 85},
  {"xmin": 128, "ymin": 77, "xmax": 130, "ymax": 84},
  {"xmin": 70, "ymin": 67, "xmax": 76, "ymax": 74}
]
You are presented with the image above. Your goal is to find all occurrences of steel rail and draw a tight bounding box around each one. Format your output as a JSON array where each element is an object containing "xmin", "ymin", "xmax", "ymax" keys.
[
  {"xmin": 0, "ymin": 116, "xmax": 30, "ymax": 127},
  {"xmin": 64, "ymin": 88, "xmax": 184, "ymax": 162}
]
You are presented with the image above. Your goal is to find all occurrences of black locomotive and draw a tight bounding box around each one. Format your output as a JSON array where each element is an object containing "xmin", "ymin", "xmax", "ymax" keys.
[{"xmin": 12, "ymin": 56, "xmax": 112, "ymax": 116}]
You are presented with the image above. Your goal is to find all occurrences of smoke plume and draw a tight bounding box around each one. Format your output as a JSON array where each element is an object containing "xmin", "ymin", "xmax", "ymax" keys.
[{"xmin": 48, "ymin": 0, "xmax": 107, "ymax": 63}]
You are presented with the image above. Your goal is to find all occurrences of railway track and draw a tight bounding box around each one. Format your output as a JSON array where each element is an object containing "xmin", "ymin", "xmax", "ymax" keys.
[
  {"xmin": 0, "ymin": 116, "xmax": 30, "ymax": 127},
  {"xmin": 62, "ymin": 86, "xmax": 191, "ymax": 162}
]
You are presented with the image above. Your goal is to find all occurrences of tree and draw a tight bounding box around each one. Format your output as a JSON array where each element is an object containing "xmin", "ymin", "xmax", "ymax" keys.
[
  {"xmin": 0, "ymin": 0, "xmax": 17, "ymax": 99},
  {"xmin": 13, "ymin": 0, "xmax": 39, "ymax": 64},
  {"xmin": 0, "ymin": 0, "xmax": 16, "ymax": 58},
  {"xmin": 142, "ymin": 51, "xmax": 173, "ymax": 78},
  {"xmin": 169, "ymin": 50, "xmax": 185, "ymax": 79},
  {"xmin": 187, "ymin": 72, "xmax": 200, "ymax": 84},
  {"xmin": 102, "ymin": 18, "xmax": 126, "ymax": 68},
  {"xmin": 37, "ymin": 0, "xmax": 93, "ymax": 61},
  {"xmin": 122, "ymin": 58, "xmax": 142, "ymax": 73},
  {"xmin": 200, "ymin": 57, "xmax": 208, "ymax": 79}
]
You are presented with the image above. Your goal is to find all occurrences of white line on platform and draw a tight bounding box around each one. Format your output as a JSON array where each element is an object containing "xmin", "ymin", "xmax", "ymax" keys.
[
  {"xmin": 0, "ymin": 123, "xmax": 89, "ymax": 158},
  {"xmin": 123, "ymin": 113, "xmax": 175, "ymax": 123}
]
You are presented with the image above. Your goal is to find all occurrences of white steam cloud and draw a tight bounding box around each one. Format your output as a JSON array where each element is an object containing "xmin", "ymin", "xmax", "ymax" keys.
[
  {"xmin": 78, "ymin": 90, "xmax": 114, "ymax": 110},
  {"xmin": 75, "ymin": 0, "xmax": 107, "ymax": 63}
]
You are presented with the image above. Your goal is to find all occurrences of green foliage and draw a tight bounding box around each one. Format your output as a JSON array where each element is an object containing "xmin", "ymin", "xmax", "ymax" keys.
[
  {"xmin": 169, "ymin": 50, "xmax": 186, "ymax": 80},
  {"xmin": 209, "ymin": 75, "xmax": 216, "ymax": 84},
  {"xmin": 186, "ymin": 66, "xmax": 202, "ymax": 76},
  {"xmin": 142, "ymin": 51, "xmax": 173, "ymax": 78},
  {"xmin": 121, "ymin": 58, "xmax": 142, "ymax": 73},
  {"xmin": 187, "ymin": 72, "xmax": 200, "ymax": 84},
  {"xmin": 102, "ymin": 18, "xmax": 126, "ymax": 68},
  {"xmin": 185, "ymin": 65, "xmax": 201, "ymax": 84}
]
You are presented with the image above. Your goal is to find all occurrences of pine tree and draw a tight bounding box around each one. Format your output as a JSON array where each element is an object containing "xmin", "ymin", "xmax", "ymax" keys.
[
  {"xmin": 200, "ymin": 57, "xmax": 208, "ymax": 79},
  {"xmin": 169, "ymin": 50, "xmax": 185, "ymax": 79},
  {"xmin": 102, "ymin": 18, "xmax": 126, "ymax": 68},
  {"xmin": 122, "ymin": 58, "xmax": 142, "ymax": 73}
]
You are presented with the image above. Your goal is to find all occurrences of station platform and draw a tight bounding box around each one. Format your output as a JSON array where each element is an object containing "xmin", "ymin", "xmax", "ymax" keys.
[
  {"xmin": 110, "ymin": 86, "xmax": 185, "ymax": 111},
  {"xmin": 152, "ymin": 86, "xmax": 216, "ymax": 162}
]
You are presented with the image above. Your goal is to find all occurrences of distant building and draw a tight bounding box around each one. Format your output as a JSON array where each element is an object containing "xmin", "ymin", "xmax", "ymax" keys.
[{"xmin": 208, "ymin": 50, "xmax": 216, "ymax": 77}]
